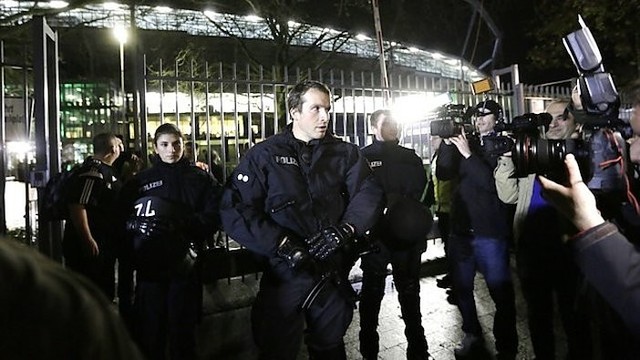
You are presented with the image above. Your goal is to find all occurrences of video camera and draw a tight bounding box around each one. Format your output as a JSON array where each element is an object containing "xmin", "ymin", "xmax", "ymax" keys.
[
  {"xmin": 429, "ymin": 104, "xmax": 475, "ymax": 138},
  {"xmin": 496, "ymin": 16, "xmax": 630, "ymax": 193},
  {"xmin": 482, "ymin": 112, "xmax": 554, "ymax": 161}
]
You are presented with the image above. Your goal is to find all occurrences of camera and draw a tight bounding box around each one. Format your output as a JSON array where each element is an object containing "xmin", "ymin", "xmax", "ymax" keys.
[
  {"xmin": 429, "ymin": 104, "xmax": 474, "ymax": 138},
  {"xmin": 495, "ymin": 113, "xmax": 552, "ymax": 135},
  {"xmin": 481, "ymin": 113, "xmax": 552, "ymax": 158},
  {"xmin": 429, "ymin": 119, "xmax": 475, "ymax": 138},
  {"xmin": 483, "ymin": 112, "xmax": 553, "ymax": 157},
  {"xmin": 504, "ymin": 16, "xmax": 630, "ymax": 193}
]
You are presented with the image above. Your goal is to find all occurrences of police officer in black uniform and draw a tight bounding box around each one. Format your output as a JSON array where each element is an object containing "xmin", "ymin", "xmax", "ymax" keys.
[
  {"xmin": 220, "ymin": 80, "xmax": 384, "ymax": 360},
  {"xmin": 63, "ymin": 132, "xmax": 122, "ymax": 300},
  {"xmin": 358, "ymin": 110, "xmax": 432, "ymax": 360},
  {"xmin": 119, "ymin": 123, "xmax": 221, "ymax": 360}
]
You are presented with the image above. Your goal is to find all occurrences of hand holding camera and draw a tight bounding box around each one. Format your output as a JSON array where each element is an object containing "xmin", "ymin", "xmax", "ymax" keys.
[
  {"xmin": 538, "ymin": 154, "xmax": 605, "ymax": 232},
  {"xmin": 448, "ymin": 131, "xmax": 472, "ymax": 159}
]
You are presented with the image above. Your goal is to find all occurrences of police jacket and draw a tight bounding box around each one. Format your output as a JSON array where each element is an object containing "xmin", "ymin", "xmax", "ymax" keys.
[
  {"xmin": 435, "ymin": 135, "xmax": 510, "ymax": 238},
  {"xmin": 361, "ymin": 140, "xmax": 430, "ymax": 243},
  {"xmin": 220, "ymin": 125, "xmax": 384, "ymax": 270},
  {"xmin": 361, "ymin": 140, "xmax": 427, "ymax": 200},
  {"xmin": 119, "ymin": 156, "xmax": 221, "ymax": 277}
]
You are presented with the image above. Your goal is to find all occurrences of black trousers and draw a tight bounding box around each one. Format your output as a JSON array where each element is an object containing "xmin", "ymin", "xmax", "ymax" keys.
[
  {"xmin": 517, "ymin": 249, "xmax": 592, "ymax": 360},
  {"xmin": 358, "ymin": 239, "xmax": 428, "ymax": 359},
  {"xmin": 133, "ymin": 269, "xmax": 200, "ymax": 360},
  {"xmin": 251, "ymin": 268, "xmax": 354, "ymax": 360},
  {"xmin": 63, "ymin": 237, "xmax": 116, "ymax": 300}
]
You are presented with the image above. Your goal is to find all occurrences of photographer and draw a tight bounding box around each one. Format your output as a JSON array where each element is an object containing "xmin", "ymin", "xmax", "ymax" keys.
[
  {"xmin": 494, "ymin": 99, "xmax": 592, "ymax": 360},
  {"xmin": 436, "ymin": 99, "xmax": 518, "ymax": 359},
  {"xmin": 538, "ymin": 153, "xmax": 640, "ymax": 340}
]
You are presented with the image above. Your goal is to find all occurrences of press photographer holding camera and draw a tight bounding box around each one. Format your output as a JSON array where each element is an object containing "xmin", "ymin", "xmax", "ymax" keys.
[
  {"xmin": 538, "ymin": 153, "xmax": 640, "ymax": 340},
  {"xmin": 435, "ymin": 99, "xmax": 518, "ymax": 359},
  {"xmin": 494, "ymin": 99, "xmax": 592, "ymax": 360},
  {"xmin": 493, "ymin": 15, "xmax": 640, "ymax": 358}
]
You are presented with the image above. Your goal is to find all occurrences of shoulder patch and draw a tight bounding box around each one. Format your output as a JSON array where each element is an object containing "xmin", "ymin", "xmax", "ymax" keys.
[{"xmin": 235, "ymin": 173, "xmax": 250, "ymax": 183}]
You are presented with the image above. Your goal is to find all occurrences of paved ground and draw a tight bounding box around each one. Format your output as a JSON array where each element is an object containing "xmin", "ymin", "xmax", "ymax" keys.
[{"xmin": 198, "ymin": 240, "xmax": 566, "ymax": 360}]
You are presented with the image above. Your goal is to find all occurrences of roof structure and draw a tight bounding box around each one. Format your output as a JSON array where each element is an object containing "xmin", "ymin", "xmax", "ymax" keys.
[{"xmin": 1, "ymin": 1, "xmax": 486, "ymax": 82}]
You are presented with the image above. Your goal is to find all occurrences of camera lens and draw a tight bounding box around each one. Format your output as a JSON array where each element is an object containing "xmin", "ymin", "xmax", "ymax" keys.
[
  {"xmin": 513, "ymin": 135, "xmax": 589, "ymax": 181},
  {"xmin": 536, "ymin": 139, "xmax": 567, "ymax": 172},
  {"xmin": 513, "ymin": 135, "xmax": 534, "ymax": 177}
]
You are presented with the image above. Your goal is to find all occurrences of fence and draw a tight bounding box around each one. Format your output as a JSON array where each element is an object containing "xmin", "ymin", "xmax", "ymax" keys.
[
  {"xmin": 138, "ymin": 57, "xmax": 551, "ymax": 173},
  {"xmin": 135, "ymin": 57, "xmax": 580, "ymax": 280},
  {"xmin": 3, "ymin": 40, "xmax": 581, "ymax": 278}
]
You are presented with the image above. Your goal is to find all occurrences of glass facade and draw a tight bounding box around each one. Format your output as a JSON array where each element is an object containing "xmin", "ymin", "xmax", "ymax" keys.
[{"xmin": 59, "ymin": 81, "xmax": 126, "ymax": 162}]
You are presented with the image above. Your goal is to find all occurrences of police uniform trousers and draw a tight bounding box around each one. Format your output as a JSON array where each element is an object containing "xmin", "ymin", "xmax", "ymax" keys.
[
  {"xmin": 133, "ymin": 266, "xmax": 199, "ymax": 360},
  {"xmin": 359, "ymin": 239, "xmax": 428, "ymax": 359},
  {"xmin": 251, "ymin": 268, "xmax": 354, "ymax": 360}
]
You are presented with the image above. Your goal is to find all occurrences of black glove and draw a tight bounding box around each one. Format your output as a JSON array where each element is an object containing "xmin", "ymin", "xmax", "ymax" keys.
[
  {"xmin": 276, "ymin": 236, "xmax": 311, "ymax": 270},
  {"xmin": 125, "ymin": 217, "xmax": 172, "ymax": 238},
  {"xmin": 305, "ymin": 223, "xmax": 355, "ymax": 261}
]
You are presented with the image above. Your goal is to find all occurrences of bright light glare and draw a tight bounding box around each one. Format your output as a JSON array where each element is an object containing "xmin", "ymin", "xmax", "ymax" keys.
[
  {"xmin": 37, "ymin": 1, "xmax": 68, "ymax": 8},
  {"xmin": 431, "ymin": 52, "xmax": 444, "ymax": 59},
  {"xmin": 245, "ymin": 14, "xmax": 263, "ymax": 22},
  {"xmin": 1, "ymin": 0, "xmax": 19, "ymax": 7},
  {"xmin": 113, "ymin": 25, "xmax": 128, "ymax": 44},
  {"xmin": 7, "ymin": 141, "xmax": 33, "ymax": 155},
  {"xmin": 356, "ymin": 33, "xmax": 370, "ymax": 41},
  {"xmin": 155, "ymin": 6, "xmax": 172, "ymax": 13},
  {"xmin": 288, "ymin": 20, "xmax": 300, "ymax": 27},
  {"xmin": 102, "ymin": 2, "xmax": 121, "ymax": 10},
  {"xmin": 203, "ymin": 10, "xmax": 218, "ymax": 20},
  {"xmin": 391, "ymin": 93, "xmax": 451, "ymax": 124},
  {"xmin": 49, "ymin": 1, "xmax": 68, "ymax": 8}
]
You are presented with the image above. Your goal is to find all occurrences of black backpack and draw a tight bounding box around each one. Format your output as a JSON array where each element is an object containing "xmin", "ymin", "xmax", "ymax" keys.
[{"xmin": 40, "ymin": 166, "xmax": 79, "ymax": 221}]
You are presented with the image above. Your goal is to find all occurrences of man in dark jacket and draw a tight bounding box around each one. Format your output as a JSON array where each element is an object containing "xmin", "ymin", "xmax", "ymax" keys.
[
  {"xmin": 63, "ymin": 132, "xmax": 122, "ymax": 300},
  {"xmin": 358, "ymin": 109, "xmax": 432, "ymax": 360},
  {"xmin": 436, "ymin": 100, "xmax": 518, "ymax": 359},
  {"xmin": 220, "ymin": 80, "xmax": 384, "ymax": 360}
]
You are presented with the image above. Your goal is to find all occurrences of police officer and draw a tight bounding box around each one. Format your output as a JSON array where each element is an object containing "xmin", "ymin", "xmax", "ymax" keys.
[
  {"xmin": 120, "ymin": 123, "xmax": 221, "ymax": 360},
  {"xmin": 358, "ymin": 110, "xmax": 432, "ymax": 360},
  {"xmin": 63, "ymin": 132, "xmax": 122, "ymax": 300},
  {"xmin": 220, "ymin": 80, "xmax": 384, "ymax": 360}
]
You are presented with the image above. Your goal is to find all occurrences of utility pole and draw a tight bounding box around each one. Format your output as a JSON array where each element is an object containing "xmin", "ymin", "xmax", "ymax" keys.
[{"xmin": 371, "ymin": 0, "xmax": 390, "ymax": 106}]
